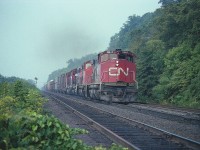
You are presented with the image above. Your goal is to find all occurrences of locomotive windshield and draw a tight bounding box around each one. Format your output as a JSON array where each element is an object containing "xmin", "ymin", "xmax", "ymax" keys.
[
  {"xmin": 101, "ymin": 54, "xmax": 108, "ymax": 62},
  {"xmin": 100, "ymin": 52, "xmax": 134, "ymax": 62},
  {"xmin": 85, "ymin": 62, "xmax": 92, "ymax": 69},
  {"xmin": 126, "ymin": 55, "xmax": 134, "ymax": 62},
  {"xmin": 110, "ymin": 53, "xmax": 117, "ymax": 59},
  {"xmin": 101, "ymin": 53, "xmax": 117, "ymax": 62}
]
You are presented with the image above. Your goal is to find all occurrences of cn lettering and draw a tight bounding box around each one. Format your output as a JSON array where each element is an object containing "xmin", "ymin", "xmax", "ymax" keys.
[{"xmin": 109, "ymin": 67, "xmax": 129, "ymax": 76}]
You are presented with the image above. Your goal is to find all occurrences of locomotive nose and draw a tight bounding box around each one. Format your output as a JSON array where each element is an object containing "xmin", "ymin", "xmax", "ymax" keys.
[{"xmin": 116, "ymin": 60, "xmax": 129, "ymax": 82}]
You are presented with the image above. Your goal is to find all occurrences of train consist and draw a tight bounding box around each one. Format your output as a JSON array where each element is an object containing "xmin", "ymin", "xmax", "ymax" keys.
[{"xmin": 44, "ymin": 49, "xmax": 138, "ymax": 103}]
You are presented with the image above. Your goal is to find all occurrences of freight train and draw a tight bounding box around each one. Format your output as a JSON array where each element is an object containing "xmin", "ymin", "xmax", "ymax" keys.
[{"xmin": 44, "ymin": 49, "xmax": 138, "ymax": 103}]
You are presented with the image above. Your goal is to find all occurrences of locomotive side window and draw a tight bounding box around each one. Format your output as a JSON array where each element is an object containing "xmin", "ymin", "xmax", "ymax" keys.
[
  {"xmin": 118, "ymin": 53, "xmax": 134, "ymax": 62},
  {"xmin": 101, "ymin": 54, "xmax": 109, "ymax": 62},
  {"xmin": 127, "ymin": 55, "xmax": 134, "ymax": 62},
  {"xmin": 118, "ymin": 53, "xmax": 126, "ymax": 59}
]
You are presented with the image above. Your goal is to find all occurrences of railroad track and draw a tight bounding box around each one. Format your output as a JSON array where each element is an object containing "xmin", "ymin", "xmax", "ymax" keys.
[
  {"xmin": 55, "ymin": 93, "xmax": 200, "ymax": 142},
  {"xmin": 70, "ymin": 94, "xmax": 200, "ymax": 142},
  {"xmin": 45, "ymin": 92, "xmax": 200, "ymax": 150},
  {"xmin": 63, "ymin": 94, "xmax": 200, "ymax": 124},
  {"xmin": 114, "ymin": 103, "xmax": 200, "ymax": 125}
]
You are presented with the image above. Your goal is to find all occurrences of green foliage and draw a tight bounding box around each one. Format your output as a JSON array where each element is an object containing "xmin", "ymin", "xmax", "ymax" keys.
[
  {"xmin": 157, "ymin": 0, "xmax": 200, "ymax": 49},
  {"xmin": 108, "ymin": 143, "xmax": 128, "ymax": 150},
  {"xmin": 0, "ymin": 111, "xmax": 89, "ymax": 149},
  {"xmin": 153, "ymin": 42, "xmax": 200, "ymax": 107},
  {"xmin": 0, "ymin": 96, "xmax": 17, "ymax": 120},
  {"xmin": 0, "ymin": 82, "xmax": 9, "ymax": 98},
  {"xmin": 16, "ymin": 112, "xmax": 88, "ymax": 149},
  {"xmin": 92, "ymin": 144, "xmax": 128, "ymax": 150},
  {"xmin": 109, "ymin": 13, "xmax": 156, "ymax": 50},
  {"xmin": 137, "ymin": 40, "xmax": 165, "ymax": 102},
  {"xmin": 159, "ymin": 0, "xmax": 181, "ymax": 7},
  {"xmin": 0, "ymin": 78, "xmax": 127, "ymax": 149},
  {"xmin": 0, "ymin": 74, "xmax": 5, "ymax": 83},
  {"xmin": 108, "ymin": 0, "xmax": 200, "ymax": 108},
  {"xmin": 0, "ymin": 75, "xmax": 35, "ymax": 86},
  {"xmin": 14, "ymin": 81, "xmax": 28, "ymax": 101},
  {"xmin": 0, "ymin": 80, "xmax": 89, "ymax": 149}
]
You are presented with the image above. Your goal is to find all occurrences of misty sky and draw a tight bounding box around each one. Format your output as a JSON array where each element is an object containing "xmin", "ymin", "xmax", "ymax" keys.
[{"xmin": 0, "ymin": 0, "xmax": 160, "ymax": 88}]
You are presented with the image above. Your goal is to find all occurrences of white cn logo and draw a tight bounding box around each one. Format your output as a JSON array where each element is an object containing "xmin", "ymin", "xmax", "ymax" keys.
[{"xmin": 109, "ymin": 67, "xmax": 129, "ymax": 76}]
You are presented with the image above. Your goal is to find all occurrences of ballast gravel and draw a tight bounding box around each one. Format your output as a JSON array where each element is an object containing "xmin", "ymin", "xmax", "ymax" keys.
[
  {"xmin": 78, "ymin": 98, "xmax": 200, "ymax": 143},
  {"xmin": 43, "ymin": 96, "xmax": 113, "ymax": 147}
]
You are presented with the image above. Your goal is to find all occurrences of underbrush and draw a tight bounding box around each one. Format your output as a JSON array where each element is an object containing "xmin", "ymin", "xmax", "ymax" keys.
[
  {"xmin": 0, "ymin": 81, "xmax": 127, "ymax": 150},
  {"xmin": 159, "ymin": 98, "xmax": 200, "ymax": 109}
]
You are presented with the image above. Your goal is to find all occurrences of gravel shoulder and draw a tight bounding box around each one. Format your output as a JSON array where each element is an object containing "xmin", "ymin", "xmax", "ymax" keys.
[
  {"xmin": 128, "ymin": 103, "xmax": 200, "ymax": 121},
  {"xmin": 43, "ymin": 96, "xmax": 113, "ymax": 147}
]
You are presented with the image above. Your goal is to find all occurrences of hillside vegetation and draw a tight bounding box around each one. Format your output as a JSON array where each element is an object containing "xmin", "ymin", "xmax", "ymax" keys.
[{"xmin": 109, "ymin": 0, "xmax": 200, "ymax": 108}]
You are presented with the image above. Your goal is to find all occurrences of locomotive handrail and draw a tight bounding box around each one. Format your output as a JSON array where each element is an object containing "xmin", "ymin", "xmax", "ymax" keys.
[
  {"xmin": 84, "ymin": 75, "xmax": 92, "ymax": 84},
  {"xmin": 101, "ymin": 71, "xmax": 109, "ymax": 82},
  {"xmin": 130, "ymin": 71, "xmax": 138, "ymax": 89}
]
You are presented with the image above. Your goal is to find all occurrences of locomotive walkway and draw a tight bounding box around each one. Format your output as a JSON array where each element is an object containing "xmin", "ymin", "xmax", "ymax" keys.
[{"xmin": 44, "ymin": 91, "xmax": 200, "ymax": 150}]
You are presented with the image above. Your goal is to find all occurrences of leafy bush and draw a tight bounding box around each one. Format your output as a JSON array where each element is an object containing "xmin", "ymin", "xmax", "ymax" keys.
[
  {"xmin": 0, "ymin": 111, "xmax": 89, "ymax": 150},
  {"xmin": 0, "ymin": 80, "xmax": 127, "ymax": 150},
  {"xmin": 0, "ymin": 80, "xmax": 88, "ymax": 149}
]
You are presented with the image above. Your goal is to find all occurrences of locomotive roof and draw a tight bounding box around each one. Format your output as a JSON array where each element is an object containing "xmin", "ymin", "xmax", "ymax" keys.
[{"xmin": 98, "ymin": 49, "xmax": 136, "ymax": 57}]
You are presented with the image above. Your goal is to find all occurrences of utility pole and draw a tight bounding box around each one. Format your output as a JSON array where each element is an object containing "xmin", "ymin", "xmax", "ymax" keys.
[{"xmin": 34, "ymin": 77, "xmax": 38, "ymax": 86}]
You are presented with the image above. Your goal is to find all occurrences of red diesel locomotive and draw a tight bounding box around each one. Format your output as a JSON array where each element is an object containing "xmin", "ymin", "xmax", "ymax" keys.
[{"xmin": 45, "ymin": 49, "xmax": 138, "ymax": 103}]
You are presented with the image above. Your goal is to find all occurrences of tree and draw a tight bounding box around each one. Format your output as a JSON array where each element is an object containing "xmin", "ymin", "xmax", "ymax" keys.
[
  {"xmin": 137, "ymin": 40, "xmax": 165, "ymax": 101},
  {"xmin": 159, "ymin": 0, "xmax": 181, "ymax": 7},
  {"xmin": 0, "ymin": 82, "xmax": 9, "ymax": 98},
  {"xmin": 14, "ymin": 81, "xmax": 28, "ymax": 101}
]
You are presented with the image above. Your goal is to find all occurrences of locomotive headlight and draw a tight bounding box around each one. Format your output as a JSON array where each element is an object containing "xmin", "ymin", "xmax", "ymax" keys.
[{"xmin": 116, "ymin": 60, "xmax": 119, "ymax": 66}]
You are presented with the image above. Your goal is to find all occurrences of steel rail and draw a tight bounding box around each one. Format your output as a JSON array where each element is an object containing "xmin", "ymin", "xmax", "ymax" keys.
[
  {"xmin": 57, "ymin": 93, "xmax": 200, "ymax": 150},
  {"xmin": 46, "ymin": 92, "xmax": 200, "ymax": 150},
  {"xmin": 49, "ymin": 94, "xmax": 140, "ymax": 150}
]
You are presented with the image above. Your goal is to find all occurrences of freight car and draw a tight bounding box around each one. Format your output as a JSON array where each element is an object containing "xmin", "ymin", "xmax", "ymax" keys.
[{"xmin": 45, "ymin": 49, "xmax": 138, "ymax": 103}]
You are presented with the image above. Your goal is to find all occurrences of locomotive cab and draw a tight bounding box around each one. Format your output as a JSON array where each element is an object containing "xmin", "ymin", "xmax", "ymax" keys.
[
  {"xmin": 99, "ymin": 49, "xmax": 137, "ymax": 85},
  {"xmin": 83, "ymin": 61, "xmax": 93, "ymax": 84},
  {"xmin": 95, "ymin": 49, "xmax": 138, "ymax": 103}
]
